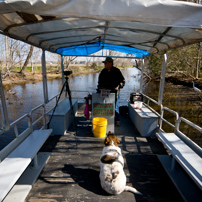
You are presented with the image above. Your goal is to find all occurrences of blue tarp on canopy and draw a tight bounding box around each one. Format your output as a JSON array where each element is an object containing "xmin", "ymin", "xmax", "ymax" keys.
[{"xmin": 56, "ymin": 43, "xmax": 149, "ymax": 58}]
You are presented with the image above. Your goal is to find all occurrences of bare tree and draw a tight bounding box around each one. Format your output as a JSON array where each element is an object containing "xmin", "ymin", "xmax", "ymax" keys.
[
  {"xmin": 3, "ymin": 37, "xmax": 20, "ymax": 78},
  {"xmin": 20, "ymin": 45, "xmax": 34, "ymax": 74},
  {"xmin": 64, "ymin": 56, "xmax": 77, "ymax": 69},
  {"xmin": 85, "ymin": 57, "xmax": 92, "ymax": 67}
]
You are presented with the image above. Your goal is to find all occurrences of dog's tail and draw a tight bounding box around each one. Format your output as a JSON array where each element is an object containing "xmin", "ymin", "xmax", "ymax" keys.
[{"xmin": 124, "ymin": 186, "xmax": 142, "ymax": 195}]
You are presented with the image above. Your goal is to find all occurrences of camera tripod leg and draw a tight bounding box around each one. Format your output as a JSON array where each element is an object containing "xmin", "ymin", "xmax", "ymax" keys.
[
  {"xmin": 65, "ymin": 79, "xmax": 78, "ymax": 148},
  {"xmin": 48, "ymin": 75, "xmax": 78, "ymax": 149}
]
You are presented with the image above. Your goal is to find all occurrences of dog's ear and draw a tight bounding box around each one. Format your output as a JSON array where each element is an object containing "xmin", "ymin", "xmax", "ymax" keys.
[
  {"xmin": 104, "ymin": 137, "xmax": 110, "ymax": 146},
  {"xmin": 107, "ymin": 131, "xmax": 112, "ymax": 136},
  {"xmin": 115, "ymin": 137, "xmax": 120, "ymax": 144}
]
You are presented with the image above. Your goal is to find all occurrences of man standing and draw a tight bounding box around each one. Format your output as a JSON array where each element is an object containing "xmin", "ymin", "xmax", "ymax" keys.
[{"xmin": 98, "ymin": 57, "xmax": 125, "ymax": 126}]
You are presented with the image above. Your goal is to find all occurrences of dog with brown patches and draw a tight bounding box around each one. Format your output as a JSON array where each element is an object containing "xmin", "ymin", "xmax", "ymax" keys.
[{"xmin": 99, "ymin": 132, "xmax": 142, "ymax": 195}]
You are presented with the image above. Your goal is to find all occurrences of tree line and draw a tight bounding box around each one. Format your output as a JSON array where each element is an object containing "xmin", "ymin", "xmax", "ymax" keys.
[
  {"xmin": 0, "ymin": 34, "xmax": 201, "ymax": 80},
  {"xmin": 145, "ymin": 43, "xmax": 202, "ymax": 79},
  {"xmin": 0, "ymin": 35, "xmax": 133, "ymax": 78}
]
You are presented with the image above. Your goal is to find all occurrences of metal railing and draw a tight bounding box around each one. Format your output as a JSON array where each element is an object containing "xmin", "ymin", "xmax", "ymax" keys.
[
  {"xmin": 159, "ymin": 106, "xmax": 179, "ymax": 132},
  {"xmin": 118, "ymin": 92, "xmax": 201, "ymax": 152},
  {"xmin": 0, "ymin": 90, "xmax": 90, "ymax": 160},
  {"xmin": 141, "ymin": 93, "xmax": 202, "ymax": 157},
  {"xmin": 1, "ymin": 91, "xmax": 202, "ymax": 160},
  {"xmin": 141, "ymin": 93, "xmax": 161, "ymax": 117},
  {"xmin": 175, "ymin": 116, "xmax": 202, "ymax": 157},
  {"xmin": 30, "ymin": 104, "xmax": 46, "ymax": 130},
  {"xmin": 0, "ymin": 113, "xmax": 32, "ymax": 161},
  {"xmin": 0, "ymin": 93, "xmax": 61, "ymax": 161}
]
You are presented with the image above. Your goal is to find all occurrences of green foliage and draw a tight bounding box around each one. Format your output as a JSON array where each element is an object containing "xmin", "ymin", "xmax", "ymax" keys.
[
  {"xmin": 146, "ymin": 43, "xmax": 202, "ymax": 78},
  {"xmin": 167, "ymin": 44, "xmax": 202, "ymax": 76},
  {"xmin": 90, "ymin": 62, "xmax": 97, "ymax": 69},
  {"xmin": 24, "ymin": 66, "xmax": 42, "ymax": 71},
  {"xmin": 13, "ymin": 66, "xmax": 20, "ymax": 70},
  {"xmin": 146, "ymin": 53, "xmax": 163, "ymax": 74},
  {"xmin": 12, "ymin": 66, "xmax": 42, "ymax": 71},
  {"xmin": 167, "ymin": 48, "xmax": 186, "ymax": 71}
]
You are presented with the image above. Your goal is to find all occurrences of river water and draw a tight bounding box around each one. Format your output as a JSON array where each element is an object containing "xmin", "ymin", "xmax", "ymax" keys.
[{"xmin": 1, "ymin": 67, "xmax": 202, "ymax": 149}]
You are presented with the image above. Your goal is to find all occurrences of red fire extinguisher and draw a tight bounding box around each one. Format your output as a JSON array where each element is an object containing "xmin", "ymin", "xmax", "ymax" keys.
[{"xmin": 88, "ymin": 94, "xmax": 92, "ymax": 111}]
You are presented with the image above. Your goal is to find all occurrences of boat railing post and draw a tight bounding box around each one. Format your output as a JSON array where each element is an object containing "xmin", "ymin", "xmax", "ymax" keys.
[
  {"xmin": 159, "ymin": 104, "xmax": 164, "ymax": 131},
  {"xmin": 140, "ymin": 58, "xmax": 144, "ymax": 93},
  {"xmin": 42, "ymin": 104, "xmax": 47, "ymax": 129},
  {"xmin": 147, "ymin": 99, "xmax": 150, "ymax": 106},
  {"xmin": 175, "ymin": 115, "xmax": 181, "ymax": 134},
  {"xmin": 14, "ymin": 125, "xmax": 19, "ymax": 137},
  {"xmin": 0, "ymin": 72, "xmax": 10, "ymax": 130},
  {"xmin": 158, "ymin": 53, "xmax": 167, "ymax": 105},
  {"xmin": 61, "ymin": 55, "xmax": 65, "ymax": 85},
  {"xmin": 28, "ymin": 113, "xmax": 33, "ymax": 133},
  {"xmin": 42, "ymin": 49, "xmax": 48, "ymax": 104}
]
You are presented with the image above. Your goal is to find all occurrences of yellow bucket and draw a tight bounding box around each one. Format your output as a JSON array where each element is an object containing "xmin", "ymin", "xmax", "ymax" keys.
[{"xmin": 93, "ymin": 117, "xmax": 107, "ymax": 138}]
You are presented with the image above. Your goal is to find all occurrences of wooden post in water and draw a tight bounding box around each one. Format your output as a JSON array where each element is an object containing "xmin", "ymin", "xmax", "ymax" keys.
[
  {"xmin": 140, "ymin": 58, "xmax": 144, "ymax": 93},
  {"xmin": 158, "ymin": 53, "xmax": 167, "ymax": 105},
  {"xmin": 41, "ymin": 50, "xmax": 48, "ymax": 104}
]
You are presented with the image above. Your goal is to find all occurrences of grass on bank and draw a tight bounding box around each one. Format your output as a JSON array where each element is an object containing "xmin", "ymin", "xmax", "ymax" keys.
[{"xmin": 11, "ymin": 64, "xmax": 133, "ymax": 73}]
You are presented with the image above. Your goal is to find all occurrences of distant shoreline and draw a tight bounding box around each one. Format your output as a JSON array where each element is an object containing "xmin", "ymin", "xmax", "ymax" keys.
[
  {"xmin": 2, "ymin": 69, "xmax": 202, "ymax": 91},
  {"xmin": 2, "ymin": 69, "xmax": 99, "ymax": 86},
  {"xmin": 2, "ymin": 65, "xmax": 132, "ymax": 86}
]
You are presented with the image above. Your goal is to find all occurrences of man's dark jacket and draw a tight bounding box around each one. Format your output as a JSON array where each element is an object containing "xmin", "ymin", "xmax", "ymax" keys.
[{"xmin": 98, "ymin": 66, "xmax": 125, "ymax": 92}]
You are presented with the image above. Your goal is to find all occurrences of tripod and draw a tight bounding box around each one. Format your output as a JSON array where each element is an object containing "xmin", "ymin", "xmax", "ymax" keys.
[{"xmin": 48, "ymin": 71, "xmax": 77, "ymax": 146}]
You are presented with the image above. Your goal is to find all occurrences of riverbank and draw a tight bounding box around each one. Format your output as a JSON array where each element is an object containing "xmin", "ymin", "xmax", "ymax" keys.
[
  {"xmin": 2, "ymin": 69, "xmax": 98, "ymax": 86},
  {"xmin": 165, "ymin": 72, "xmax": 202, "ymax": 89},
  {"xmin": 3, "ymin": 69, "xmax": 202, "ymax": 89}
]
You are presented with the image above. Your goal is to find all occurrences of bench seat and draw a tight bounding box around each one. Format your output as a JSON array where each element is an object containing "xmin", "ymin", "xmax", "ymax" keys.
[
  {"xmin": 47, "ymin": 98, "xmax": 78, "ymax": 135},
  {"xmin": 0, "ymin": 129, "xmax": 52, "ymax": 201},
  {"xmin": 128, "ymin": 103, "xmax": 158, "ymax": 137},
  {"xmin": 156, "ymin": 132, "xmax": 202, "ymax": 191}
]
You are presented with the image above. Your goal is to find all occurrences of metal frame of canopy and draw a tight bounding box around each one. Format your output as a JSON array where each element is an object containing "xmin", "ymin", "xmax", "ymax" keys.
[{"xmin": 0, "ymin": 0, "xmax": 202, "ymax": 131}]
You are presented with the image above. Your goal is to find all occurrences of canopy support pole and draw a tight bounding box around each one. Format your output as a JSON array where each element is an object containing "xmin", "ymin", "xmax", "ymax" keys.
[
  {"xmin": 61, "ymin": 56, "xmax": 65, "ymax": 85},
  {"xmin": 158, "ymin": 53, "xmax": 167, "ymax": 105},
  {"xmin": 140, "ymin": 58, "xmax": 145, "ymax": 93},
  {"xmin": 0, "ymin": 72, "xmax": 9, "ymax": 130},
  {"xmin": 41, "ymin": 50, "xmax": 48, "ymax": 104}
]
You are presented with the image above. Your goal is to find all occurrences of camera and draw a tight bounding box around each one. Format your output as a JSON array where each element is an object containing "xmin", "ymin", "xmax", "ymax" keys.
[{"xmin": 63, "ymin": 71, "xmax": 72, "ymax": 76}]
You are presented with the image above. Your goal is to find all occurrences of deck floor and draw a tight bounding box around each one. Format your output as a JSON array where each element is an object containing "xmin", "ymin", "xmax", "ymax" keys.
[{"xmin": 26, "ymin": 106, "xmax": 183, "ymax": 202}]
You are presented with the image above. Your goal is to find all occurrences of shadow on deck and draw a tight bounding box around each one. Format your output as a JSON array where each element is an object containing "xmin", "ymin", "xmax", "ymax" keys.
[{"xmin": 26, "ymin": 106, "xmax": 183, "ymax": 202}]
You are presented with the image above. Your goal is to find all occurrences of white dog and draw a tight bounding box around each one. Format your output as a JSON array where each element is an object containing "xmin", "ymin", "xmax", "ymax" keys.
[{"xmin": 99, "ymin": 132, "xmax": 142, "ymax": 195}]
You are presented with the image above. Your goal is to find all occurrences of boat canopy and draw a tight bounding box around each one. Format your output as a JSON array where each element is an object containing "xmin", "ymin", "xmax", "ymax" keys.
[
  {"xmin": 56, "ymin": 43, "xmax": 150, "ymax": 57},
  {"xmin": 0, "ymin": 0, "xmax": 202, "ymax": 58}
]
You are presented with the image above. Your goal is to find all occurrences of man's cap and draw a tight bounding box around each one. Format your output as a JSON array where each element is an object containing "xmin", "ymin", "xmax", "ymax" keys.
[{"xmin": 102, "ymin": 57, "xmax": 113, "ymax": 63}]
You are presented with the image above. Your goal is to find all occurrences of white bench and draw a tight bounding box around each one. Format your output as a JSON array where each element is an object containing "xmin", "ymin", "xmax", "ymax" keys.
[
  {"xmin": 0, "ymin": 129, "xmax": 52, "ymax": 202},
  {"xmin": 47, "ymin": 98, "xmax": 78, "ymax": 135},
  {"xmin": 128, "ymin": 103, "xmax": 158, "ymax": 137},
  {"xmin": 156, "ymin": 132, "xmax": 202, "ymax": 201}
]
